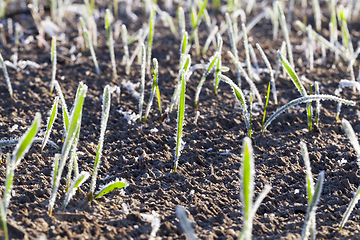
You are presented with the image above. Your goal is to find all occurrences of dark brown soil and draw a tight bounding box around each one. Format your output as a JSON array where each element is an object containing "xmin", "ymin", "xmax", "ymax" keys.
[{"xmin": 1, "ymin": 1, "xmax": 360, "ymax": 239}]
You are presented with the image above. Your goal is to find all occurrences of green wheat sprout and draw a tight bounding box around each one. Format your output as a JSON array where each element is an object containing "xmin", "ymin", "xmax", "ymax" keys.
[
  {"xmin": 146, "ymin": 8, "xmax": 155, "ymax": 75},
  {"xmin": 105, "ymin": 9, "xmax": 117, "ymax": 79},
  {"xmin": 62, "ymin": 171, "xmax": 90, "ymax": 211},
  {"xmin": 94, "ymin": 178, "xmax": 129, "ymax": 199},
  {"xmin": 40, "ymin": 96, "xmax": 59, "ymax": 153},
  {"xmin": 144, "ymin": 58, "xmax": 162, "ymax": 122},
  {"xmin": 80, "ymin": 17, "xmax": 100, "ymax": 75},
  {"xmin": 174, "ymin": 70, "xmax": 186, "ymax": 173},
  {"xmin": 218, "ymin": 74, "xmax": 251, "ymax": 137},
  {"xmin": 48, "ymin": 82, "xmax": 87, "ymax": 216},
  {"xmin": 49, "ymin": 36, "xmax": 57, "ymax": 95},
  {"xmin": 213, "ymin": 34, "xmax": 223, "ymax": 95},
  {"xmin": 139, "ymin": 43, "xmax": 146, "ymax": 122},
  {"xmin": 262, "ymin": 95, "xmax": 355, "ymax": 132},
  {"xmin": 89, "ymin": 85, "xmax": 112, "ymax": 201},
  {"xmin": 0, "ymin": 51, "xmax": 13, "ymax": 98},
  {"xmin": 239, "ymin": 137, "xmax": 271, "ymax": 240},
  {"xmin": 242, "ymin": 23, "xmax": 252, "ymax": 79}
]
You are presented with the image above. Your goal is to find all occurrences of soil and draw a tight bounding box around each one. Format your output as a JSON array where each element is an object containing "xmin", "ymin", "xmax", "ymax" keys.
[{"xmin": 1, "ymin": 0, "xmax": 360, "ymax": 239}]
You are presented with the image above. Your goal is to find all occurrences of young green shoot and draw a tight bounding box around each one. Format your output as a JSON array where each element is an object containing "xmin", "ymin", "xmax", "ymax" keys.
[
  {"xmin": 144, "ymin": 58, "xmax": 161, "ymax": 122},
  {"xmin": 227, "ymin": 51, "xmax": 263, "ymax": 107},
  {"xmin": 226, "ymin": 13, "xmax": 241, "ymax": 86},
  {"xmin": 4, "ymin": 112, "xmax": 41, "ymax": 211},
  {"xmin": 80, "ymin": 17, "xmax": 100, "ymax": 75},
  {"xmin": 339, "ymin": 119, "xmax": 360, "ymax": 230},
  {"xmin": 218, "ymin": 74, "xmax": 251, "ymax": 137},
  {"xmin": 214, "ymin": 34, "xmax": 223, "ymax": 95},
  {"xmin": 240, "ymin": 137, "xmax": 271, "ymax": 240},
  {"xmin": 54, "ymin": 81, "xmax": 69, "ymax": 141},
  {"xmin": 174, "ymin": 70, "xmax": 186, "ymax": 173},
  {"xmin": 94, "ymin": 178, "xmax": 128, "ymax": 199},
  {"xmin": 49, "ymin": 36, "xmax": 57, "ymax": 95},
  {"xmin": 302, "ymin": 171, "xmax": 324, "ymax": 240},
  {"xmin": 105, "ymin": 9, "xmax": 117, "ymax": 79},
  {"xmin": 194, "ymin": 52, "xmax": 219, "ymax": 111},
  {"xmin": 40, "ymin": 96, "xmax": 59, "ymax": 153},
  {"xmin": 314, "ymin": 82, "xmax": 320, "ymax": 125},
  {"xmin": 88, "ymin": 85, "xmax": 112, "ymax": 201},
  {"xmin": 256, "ymin": 43, "xmax": 277, "ymax": 104},
  {"xmin": 278, "ymin": 50, "xmax": 312, "ymax": 131},
  {"xmin": 176, "ymin": 206, "xmax": 197, "ymax": 240},
  {"xmin": 0, "ymin": 51, "xmax": 13, "ymax": 98},
  {"xmin": 262, "ymin": 95, "xmax": 355, "ymax": 132},
  {"xmin": 275, "ymin": 1, "xmax": 294, "ymax": 68},
  {"xmin": 62, "ymin": 171, "xmax": 90, "ymax": 211},
  {"xmin": 261, "ymin": 82, "xmax": 271, "ymax": 133},
  {"xmin": 139, "ymin": 43, "xmax": 146, "ymax": 122},
  {"xmin": 0, "ymin": 197, "xmax": 8, "ymax": 240},
  {"xmin": 48, "ymin": 82, "xmax": 87, "ymax": 216},
  {"xmin": 300, "ymin": 141, "xmax": 316, "ymax": 239},
  {"xmin": 189, "ymin": 0, "xmax": 209, "ymax": 56},
  {"xmin": 121, "ymin": 24, "xmax": 129, "ymax": 67},
  {"xmin": 178, "ymin": 7, "xmax": 185, "ymax": 38},
  {"xmin": 242, "ymin": 23, "xmax": 252, "ymax": 79},
  {"xmin": 147, "ymin": 8, "xmax": 155, "ymax": 75}
]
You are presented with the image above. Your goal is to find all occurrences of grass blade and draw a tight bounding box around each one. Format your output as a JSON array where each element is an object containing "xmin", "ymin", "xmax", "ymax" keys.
[
  {"xmin": 194, "ymin": 52, "xmax": 219, "ymax": 108},
  {"xmin": 139, "ymin": 43, "xmax": 146, "ymax": 122},
  {"xmin": 62, "ymin": 171, "xmax": 90, "ymax": 210},
  {"xmin": 48, "ymin": 82, "xmax": 87, "ymax": 215},
  {"xmin": 49, "ymin": 36, "xmax": 57, "ymax": 95},
  {"xmin": 263, "ymin": 95, "xmax": 355, "ymax": 131},
  {"xmin": 174, "ymin": 70, "xmax": 186, "ymax": 173},
  {"xmin": 41, "ymin": 96, "xmax": 59, "ymax": 153},
  {"xmin": 218, "ymin": 74, "xmax": 251, "ymax": 137},
  {"xmin": 94, "ymin": 179, "xmax": 129, "ymax": 199},
  {"xmin": 342, "ymin": 119, "xmax": 360, "ymax": 166},
  {"xmin": 176, "ymin": 206, "xmax": 197, "ymax": 240},
  {"xmin": 80, "ymin": 17, "xmax": 100, "ymax": 75},
  {"xmin": 339, "ymin": 184, "xmax": 360, "ymax": 230},
  {"xmin": 240, "ymin": 137, "xmax": 254, "ymax": 240},
  {"xmin": 261, "ymin": 82, "xmax": 271, "ymax": 133},
  {"xmin": 89, "ymin": 85, "xmax": 112, "ymax": 201},
  {"xmin": 144, "ymin": 58, "xmax": 160, "ymax": 122},
  {"xmin": 0, "ymin": 197, "xmax": 8, "ymax": 240},
  {"xmin": 302, "ymin": 171, "xmax": 324, "ymax": 240},
  {"xmin": 105, "ymin": 9, "xmax": 117, "ymax": 79},
  {"xmin": 0, "ymin": 51, "xmax": 13, "ymax": 98}
]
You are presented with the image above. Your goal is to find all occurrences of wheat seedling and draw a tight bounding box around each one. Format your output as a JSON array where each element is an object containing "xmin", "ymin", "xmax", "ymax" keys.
[
  {"xmin": 0, "ymin": 51, "xmax": 13, "ymax": 98},
  {"xmin": 300, "ymin": 141, "xmax": 316, "ymax": 239},
  {"xmin": 105, "ymin": 9, "xmax": 117, "ymax": 79},
  {"xmin": 147, "ymin": 8, "xmax": 155, "ymax": 75},
  {"xmin": 174, "ymin": 70, "xmax": 186, "ymax": 173},
  {"xmin": 121, "ymin": 24, "xmax": 129, "ymax": 67},
  {"xmin": 278, "ymin": 50, "xmax": 313, "ymax": 131},
  {"xmin": 49, "ymin": 36, "xmax": 57, "ymax": 95},
  {"xmin": 275, "ymin": 1, "xmax": 294, "ymax": 68},
  {"xmin": 226, "ymin": 13, "xmax": 241, "ymax": 86},
  {"xmin": 213, "ymin": 34, "xmax": 223, "ymax": 95},
  {"xmin": 3, "ymin": 112, "xmax": 41, "ymax": 212},
  {"xmin": 261, "ymin": 82, "xmax": 271, "ymax": 133},
  {"xmin": 176, "ymin": 206, "xmax": 197, "ymax": 240},
  {"xmin": 48, "ymin": 82, "xmax": 87, "ymax": 215},
  {"xmin": 314, "ymin": 82, "xmax": 320, "ymax": 125},
  {"xmin": 242, "ymin": 23, "xmax": 252, "ymax": 79},
  {"xmin": 302, "ymin": 170, "xmax": 325, "ymax": 240},
  {"xmin": 94, "ymin": 178, "xmax": 128, "ymax": 199},
  {"xmin": 239, "ymin": 137, "xmax": 271, "ymax": 240},
  {"xmin": 227, "ymin": 51, "xmax": 263, "ymax": 107},
  {"xmin": 0, "ymin": 196, "xmax": 8, "ymax": 240},
  {"xmin": 40, "ymin": 96, "xmax": 59, "ymax": 153},
  {"xmin": 62, "ymin": 171, "xmax": 90, "ymax": 210},
  {"xmin": 80, "ymin": 17, "xmax": 100, "ymax": 75},
  {"xmin": 194, "ymin": 52, "xmax": 219, "ymax": 110},
  {"xmin": 218, "ymin": 74, "xmax": 251, "ymax": 137},
  {"xmin": 139, "ymin": 43, "xmax": 146, "ymax": 122},
  {"xmin": 262, "ymin": 95, "xmax": 355, "ymax": 132},
  {"xmin": 256, "ymin": 43, "xmax": 277, "ymax": 104},
  {"xmin": 144, "ymin": 58, "xmax": 162, "ymax": 122},
  {"xmin": 88, "ymin": 85, "xmax": 112, "ymax": 201},
  {"xmin": 339, "ymin": 119, "xmax": 360, "ymax": 230}
]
